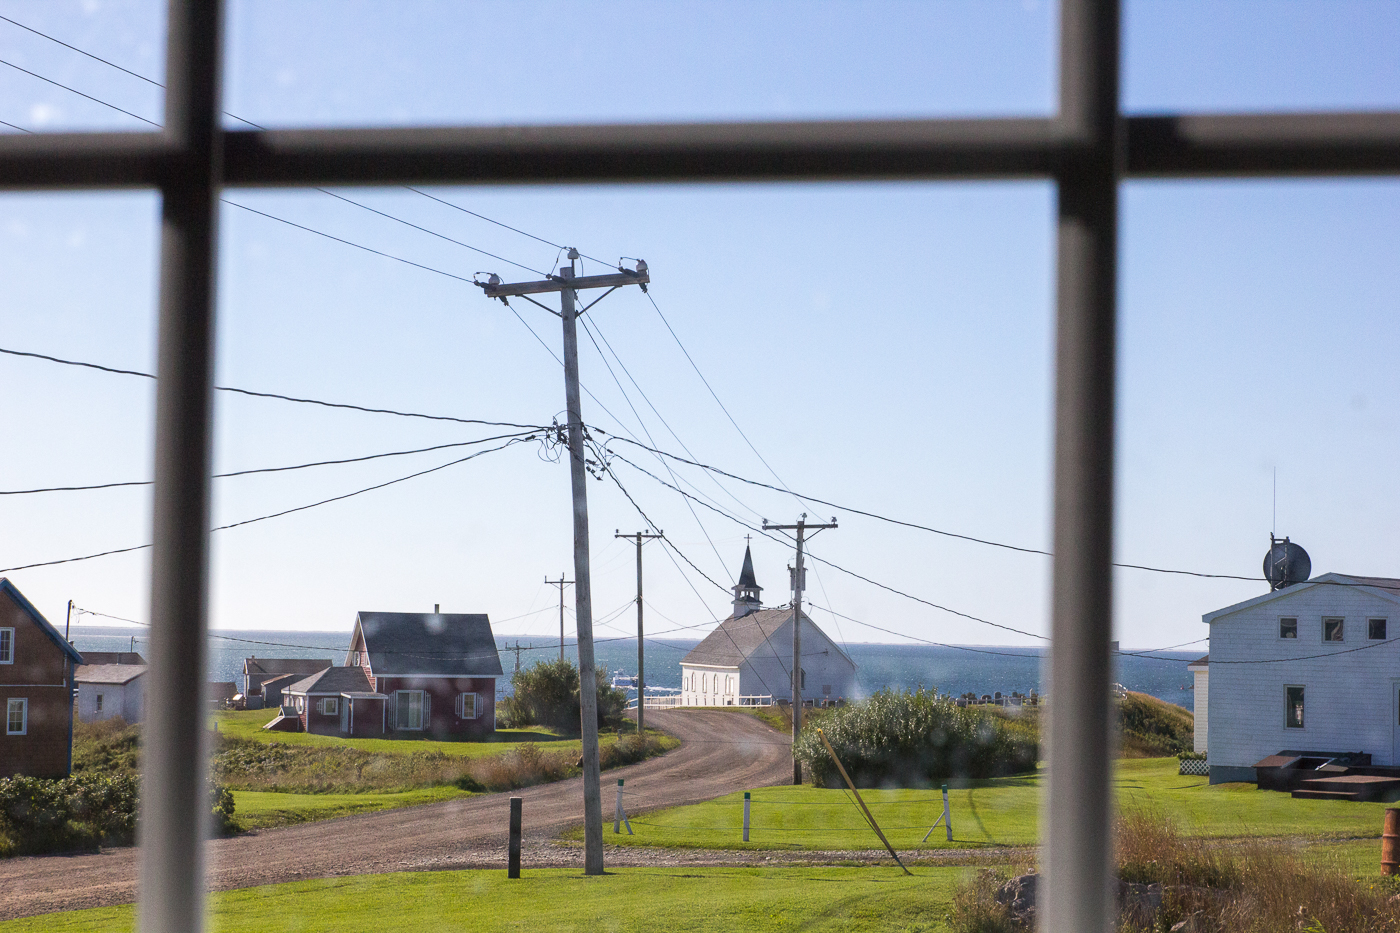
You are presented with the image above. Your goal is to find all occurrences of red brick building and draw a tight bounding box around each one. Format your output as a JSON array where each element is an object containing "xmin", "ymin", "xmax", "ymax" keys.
[{"xmin": 0, "ymin": 578, "xmax": 84, "ymax": 778}]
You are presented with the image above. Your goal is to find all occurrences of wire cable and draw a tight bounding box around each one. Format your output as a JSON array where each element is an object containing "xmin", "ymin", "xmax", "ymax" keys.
[
  {"xmin": 0, "ymin": 431, "xmax": 542, "ymax": 495},
  {"xmin": 0, "ymin": 345, "xmax": 541, "ymax": 429},
  {"xmin": 0, "ymin": 436, "xmax": 531, "ymax": 574},
  {"xmin": 0, "ymin": 55, "xmax": 159, "ymax": 126}
]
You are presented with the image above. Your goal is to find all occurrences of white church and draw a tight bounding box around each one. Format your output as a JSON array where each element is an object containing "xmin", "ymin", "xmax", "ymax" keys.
[{"xmin": 679, "ymin": 545, "xmax": 857, "ymax": 707}]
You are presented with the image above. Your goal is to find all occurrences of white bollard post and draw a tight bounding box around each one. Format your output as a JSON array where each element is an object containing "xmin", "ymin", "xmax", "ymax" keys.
[
  {"xmin": 614, "ymin": 778, "xmax": 632, "ymax": 835},
  {"xmin": 743, "ymin": 791, "xmax": 751, "ymax": 842}
]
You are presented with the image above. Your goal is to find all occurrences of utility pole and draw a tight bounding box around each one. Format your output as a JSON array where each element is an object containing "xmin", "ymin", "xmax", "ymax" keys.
[
  {"xmin": 762, "ymin": 514, "xmax": 838, "ymax": 785},
  {"xmin": 545, "ymin": 574, "xmax": 574, "ymax": 661},
  {"xmin": 482, "ymin": 252, "xmax": 650, "ymax": 877},
  {"xmin": 615, "ymin": 529, "xmax": 663, "ymax": 736},
  {"xmin": 65, "ymin": 599, "xmax": 74, "ymax": 640}
]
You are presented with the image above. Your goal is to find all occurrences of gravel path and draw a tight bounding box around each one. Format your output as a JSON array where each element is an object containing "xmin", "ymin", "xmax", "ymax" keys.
[{"xmin": 1, "ymin": 709, "xmax": 796, "ymax": 921}]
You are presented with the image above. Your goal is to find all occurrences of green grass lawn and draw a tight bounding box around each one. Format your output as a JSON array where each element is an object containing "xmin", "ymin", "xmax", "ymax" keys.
[
  {"xmin": 583, "ymin": 758, "xmax": 1400, "ymax": 851},
  {"xmin": 212, "ymin": 710, "xmax": 578, "ymax": 757},
  {"xmin": 232, "ymin": 787, "xmax": 473, "ymax": 828},
  {"xmin": 0, "ymin": 866, "xmax": 960, "ymax": 933}
]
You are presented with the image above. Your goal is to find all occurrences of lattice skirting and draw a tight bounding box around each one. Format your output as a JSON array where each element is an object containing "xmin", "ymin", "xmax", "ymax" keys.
[{"xmin": 1178, "ymin": 758, "xmax": 1209, "ymax": 776}]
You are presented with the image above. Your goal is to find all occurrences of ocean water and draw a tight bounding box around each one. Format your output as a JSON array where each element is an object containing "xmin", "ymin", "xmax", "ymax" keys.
[{"xmin": 70, "ymin": 626, "xmax": 1199, "ymax": 708}]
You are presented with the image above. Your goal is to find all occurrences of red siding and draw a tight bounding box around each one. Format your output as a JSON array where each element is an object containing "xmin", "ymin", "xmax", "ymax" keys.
[
  {"xmin": 0, "ymin": 589, "xmax": 74, "ymax": 778},
  {"xmin": 379, "ymin": 676, "xmax": 496, "ymax": 738}
]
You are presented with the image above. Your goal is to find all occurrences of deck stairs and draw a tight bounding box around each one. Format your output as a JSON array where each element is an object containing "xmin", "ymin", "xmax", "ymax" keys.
[{"xmin": 1291, "ymin": 774, "xmax": 1400, "ymax": 802}]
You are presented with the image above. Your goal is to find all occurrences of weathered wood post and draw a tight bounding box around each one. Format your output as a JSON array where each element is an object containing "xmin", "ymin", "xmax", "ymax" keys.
[
  {"xmin": 508, "ymin": 797, "xmax": 522, "ymax": 879},
  {"xmin": 743, "ymin": 792, "xmax": 751, "ymax": 842},
  {"xmin": 1383, "ymin": 808, "xmax": 1399, "ymax": 875}
]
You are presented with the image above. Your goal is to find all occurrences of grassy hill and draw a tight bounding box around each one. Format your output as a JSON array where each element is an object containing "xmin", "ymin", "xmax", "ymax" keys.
[{"xmin": 1119, "ymin": 690, "xmax": 1194, "ymax": 758}]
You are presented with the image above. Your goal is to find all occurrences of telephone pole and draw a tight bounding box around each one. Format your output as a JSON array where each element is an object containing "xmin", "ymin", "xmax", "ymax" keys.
[
  {"xmin": 545, "ymin": 573, "xmax": 574, "ymax": 661},
  {"xmin": 483, "ymin": 252, "xmax": 650, "ymax": 877},
  {"xmin": 762, "ymin": 514, "xmax": 837, "ymax": 785},
  {"xmin": 615, "ymin": 529, "xmax": 663, "ymax": 736}
]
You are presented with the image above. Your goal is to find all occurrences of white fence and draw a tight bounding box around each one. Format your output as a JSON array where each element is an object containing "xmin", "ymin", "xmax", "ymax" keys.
[{"xmin": 626, "ymin": 694, "xmax": 774, "ymax": 710}]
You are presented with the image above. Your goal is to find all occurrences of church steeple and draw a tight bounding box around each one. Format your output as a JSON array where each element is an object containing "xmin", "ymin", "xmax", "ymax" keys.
[{"xmin": 731, "ymin": 542, "xmax": 763, "ymax": 618}]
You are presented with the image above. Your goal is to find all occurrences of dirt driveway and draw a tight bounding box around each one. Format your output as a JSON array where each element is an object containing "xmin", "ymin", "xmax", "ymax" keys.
[{"xmin": 1, "ymin": 709, "xmax": 792, "ymax": 921}]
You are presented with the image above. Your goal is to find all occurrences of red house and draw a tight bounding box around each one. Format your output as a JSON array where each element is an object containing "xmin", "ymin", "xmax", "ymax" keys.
[
  {"xmin": 0, "ymin": 578, "xmax": 84, "ymax": 778},
  {"xmin": 348, "ymin": 611, "xmax": 501, "ymax": 738}
]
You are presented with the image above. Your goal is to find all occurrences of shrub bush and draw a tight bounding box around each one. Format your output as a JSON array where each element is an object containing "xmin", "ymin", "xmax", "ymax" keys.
[
  {"xmin": 503, "ymin": 658, "xmax": 629, "ymax": 733},
  {"xmin": 793, "ymin": 688, "xmax": 1038, "ymax": 788},
  {"xmin": 0, "ymin": 772, "xmax": 238, "ymax": 858}
]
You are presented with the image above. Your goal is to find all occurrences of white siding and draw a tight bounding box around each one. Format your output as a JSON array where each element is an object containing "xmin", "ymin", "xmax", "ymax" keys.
[
  {"xmin": 76, "ymin": 677, "xmax": 144, "ymax": 723},
  {"xmin": 1191, "ymin": 668, "xmax": 1208, "ymax": 753},
  {"xmin": 681, "ymin": 616, "xmax": 857, "ymax": 706},
  {"xmin": 1207, "ymin": 579, "xmax": 1400, "ymax": 769}
]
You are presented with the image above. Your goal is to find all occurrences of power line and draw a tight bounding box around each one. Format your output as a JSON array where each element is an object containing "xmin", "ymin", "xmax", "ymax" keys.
[
  {"xmin": 0, "ymin": 345, "xmax": 542, "ymax": 430},
  {"xmin": 0, "ymin": 436, "xmax": 532, "ymax": 574},
  {"xmin": 0, "ymin": 431, "xmax": 542, "ymax": 495},
  {"xmin": 0, "ymin": 14, "xmax": 163, "ymax": 88},
  {"xmin": 605, "ymin": 447, "xmax": 1050, "ymax": 641},
  {"xmin": 0, "ymin": 55, "xmax": 159, "ymax": 127},
  {"xmin": 644, "ymin": 290, "xmax": 809, "ymax": 508},
  {"xmin": 597, "ymin": 434, "xmax": 1293, "ymax": 586}
]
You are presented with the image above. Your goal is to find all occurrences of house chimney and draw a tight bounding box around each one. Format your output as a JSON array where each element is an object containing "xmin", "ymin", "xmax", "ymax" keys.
[{"xmin": 434, "ymin": 604, "xmax": 440, "ymax": 614}]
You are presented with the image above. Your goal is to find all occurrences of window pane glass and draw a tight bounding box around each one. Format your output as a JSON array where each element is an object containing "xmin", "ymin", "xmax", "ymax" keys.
[
  {"xmin": 222, "ymin": 1, "xmax": 1055, "ymax": 129},
  {"xmin": 1280, "ymin": 618, "xmax": 1297, "ymax": 639},
  {"xmin": 1370, "ymin": 619, "xmax": 1387, "ymax": 640},
  {"xmin": 1286, "ymin": 686, "xmax": 1305, "ymax": 728}
]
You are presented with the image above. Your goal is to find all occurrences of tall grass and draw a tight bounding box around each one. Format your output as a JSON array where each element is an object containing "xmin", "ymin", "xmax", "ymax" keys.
[
  {"xmin": 948, "ymin": 811, "xmax": 1400, "ymax": 932},
  {"xmin": 211, "ymin": 733, "xmax": 671, "ymax": 795}
]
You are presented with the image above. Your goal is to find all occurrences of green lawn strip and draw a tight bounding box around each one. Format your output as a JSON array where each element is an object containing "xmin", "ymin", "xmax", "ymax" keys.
[
  {"xmin": 232, "ymin": 787, "xmax": 472, "ymax": 829},
  {"xmin": 589, "ymin": 758, "xmax": 1397, "ymax": 851},
  {"xmin": 212, "ymin": 711, "xmax": 577, "ymax": 757},
  {"xmin": 0, "ymin": 866, "xmax": 962, "ymax": 933}
]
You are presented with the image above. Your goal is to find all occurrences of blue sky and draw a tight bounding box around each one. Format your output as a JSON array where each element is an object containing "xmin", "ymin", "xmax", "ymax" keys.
[{"xmin": 1, "ymin": 1, "xmax": 1397, "ymax": 656}]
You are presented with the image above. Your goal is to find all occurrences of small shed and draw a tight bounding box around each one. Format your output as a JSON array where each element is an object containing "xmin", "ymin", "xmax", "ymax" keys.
[{"xmin": 75, "ymin": 651, "xmax": 147, "ymax": 723}]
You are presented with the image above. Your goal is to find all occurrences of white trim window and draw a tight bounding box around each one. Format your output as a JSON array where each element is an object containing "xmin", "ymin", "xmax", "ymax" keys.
[
  {"xmin": 295, "ymin": 696, "xmax": 304, "ymax": 713},
  {"xmin": 456, "ymin": 692, "xmax": 479, "ymax": 719},
  {"xmin": 0, "ymin": 627, "xmax": 13, "ymax": 664},
  {"xmin": 317, "ymin": 697, "xmax": 338, "ymax": 716},
  {"xmin": 395, "ymin": 690, "xmax": 426, "ymax": 730},
  {"xmin": 6, "ymin": 698, "xmax": 26, "ymax": 735},
  {"xmin": 95, "ymin": 693, "xmax": 105, "ymax": 713}
]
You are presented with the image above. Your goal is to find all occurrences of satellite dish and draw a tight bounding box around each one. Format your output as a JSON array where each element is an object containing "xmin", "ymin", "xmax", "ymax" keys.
[{"xmin": 1263, "ymin": 537, "xmax": 1311, "ymax": 590}]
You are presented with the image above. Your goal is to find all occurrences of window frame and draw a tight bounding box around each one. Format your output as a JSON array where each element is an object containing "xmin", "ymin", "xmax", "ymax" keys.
[
  {"xmin": 1279, "ymin": 617, "xmax": 1298, "ymax": 639},
  {"xmin": 1370, "ymin": 618, "xmax": 1388, "ymax": 640},
  {"xmin": 6, "ymin": 698, "xmax": 26, "ymax": 735},
  {"xmin": 1285, "ymin": 685, "xmax": 1306, "ymax": 729},
  {"xmin": 317, "ymin": 697, "xmax": 338, "ymax": 716},
  {"xmin": 456, "ymin": 692, "xmax": 478, "ymax": 720},
  {"xmin": 5, "ymin": 3, "xmax": 1394, "ymax": 929},
  {"xmin": 1323, "ymin": 617, "xmax": 1345, "ymax": 643},
  {"xmin": 0, "ymin": 627, "xmax": 13, "ymax": 664},
  {"xmin": 395, "ymin": 689, "xmax": 426, "ymax": 730}
]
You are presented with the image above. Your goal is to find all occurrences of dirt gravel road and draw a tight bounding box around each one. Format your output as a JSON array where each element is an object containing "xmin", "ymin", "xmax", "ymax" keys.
[{"xmin": 1, "ymin": 709, "xmax": 792, "ymax": 921}]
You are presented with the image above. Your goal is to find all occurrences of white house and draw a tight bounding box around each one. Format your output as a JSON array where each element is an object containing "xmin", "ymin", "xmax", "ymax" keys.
[
  {"xmin": 680, "ymin": 546, "xmax": 857, "ymax": 707},
  {"xmin": 74, "ymin": 651, "xmax": 146, "ymax": 723},
  {"xmin": 1203, "ymin": 571, "xmax": 1400, "ymax": 784}
]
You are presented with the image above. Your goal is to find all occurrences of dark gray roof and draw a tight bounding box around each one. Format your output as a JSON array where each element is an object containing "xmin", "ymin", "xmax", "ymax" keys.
[
  {"xmin": 286, "ymin": 666, "xmax": 374, "ymax": 696},
  {"xmin": 244, "ymin": 657, "xmax": 333, "ymax": 676},
  {"xmin": 736, "ymin": 546, "xmax": 761, "ymax": 590},
  {"xmin": 681, "ymin": 607, "xmax": 806, "ymax": 668},
  {"xmin": 209, "ymin": 682, "xmax": 237, "ymax": 699},
  {"xmin": 355, "ymin": 612, "xmax": 503, "ymax": 677},
  {"xmin": 1189, "ymin": 654, "xmax": 1208, "ymax": 666},
  {"xmin": 78, "ymin": 651, "xmax": 146, "ymax": 666},
  {"xmin": 75, "ymin": 663, "xmax": 146, "ymax": 685}
]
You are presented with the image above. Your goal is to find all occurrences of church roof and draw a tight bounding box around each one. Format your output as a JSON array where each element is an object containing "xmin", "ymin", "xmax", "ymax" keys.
[
  {"xmin": 736, "ymin": 545, "xmax": 761, "ymax": 590},
  {"xmin": 683, "ymin": 608, "xmax": 795, "ymax": 667}
]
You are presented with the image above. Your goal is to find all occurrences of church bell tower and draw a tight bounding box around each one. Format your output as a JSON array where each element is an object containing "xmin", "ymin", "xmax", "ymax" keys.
[{"xmin": 731, "ymin": 543, "xmax": 763, "ymax": 618}]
